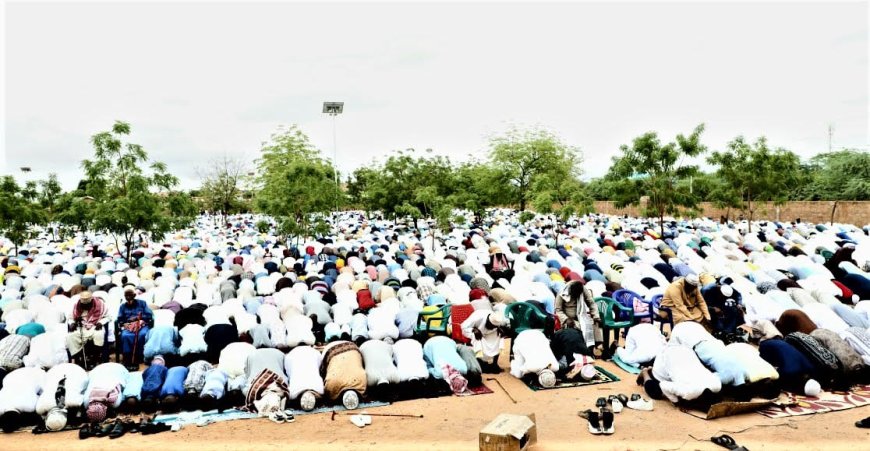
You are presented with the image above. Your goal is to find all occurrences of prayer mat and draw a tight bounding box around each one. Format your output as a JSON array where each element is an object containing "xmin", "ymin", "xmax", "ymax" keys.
[
  {"xmin": 456, "ymin": 383, "xmax": 494, "ymax": 397},
  {"xmin": 612, "ymin": 354, "xmax": 642, "ymax": 375},
  {"xmin": 757, "ymin": 384, "xmax": 870, "ymax": 419},
  {"xmin": 523, "ymin": 366, "xmax": 621, "ymax": 391}
]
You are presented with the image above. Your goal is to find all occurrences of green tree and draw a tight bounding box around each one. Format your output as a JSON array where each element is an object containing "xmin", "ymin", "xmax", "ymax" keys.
[
  {"xmin": 37, "ymin": 173, "xmax": 63, "ymax": 240},
  {"xmin": 253, "ymin": 125, "xmax": 341, "ymax": 243},
  {"xmin": 804, "ymin": 149, "xmax": 870, "ymax": 224},
  {"xmin": 488, "ymin": 126, "xmax": 581, "ymax": 211},
  {"xmin": 0, "ymin": 176, "xmax": 45, "ymax": 253},
  {"xmin": 609, "ymin": 124, "xmax": 707, "ymax": 237},
  {"xmin": 449, "ymin": 161, "xmax": 512, "ymax": 223},
  {"xmin": 197, "ymin": 156, "xmax": 249, "ymax": 223},
  {"xmin": 81, "ymin": 121, "xmax": 197, "ymax": 260},
  {"xmin": 708, "ymin": 136, "xmax": 802, "ymax": 231}
]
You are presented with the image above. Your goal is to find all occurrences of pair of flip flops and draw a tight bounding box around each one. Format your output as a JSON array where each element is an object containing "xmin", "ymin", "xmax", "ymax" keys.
[
  {"xmin": 350, "ymin": 413, "xmax": 373, "ymax": 428},
  {"xmin": 268, "ymin": 410, "xmax": 296, "ymax": 424}
]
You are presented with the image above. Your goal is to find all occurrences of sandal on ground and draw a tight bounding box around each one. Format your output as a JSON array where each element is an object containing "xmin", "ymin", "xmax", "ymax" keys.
[
  {"xmin": 350, "ymin": 414, "xmax": 367, "ymax": 428},
  {"xmin": 78, "ymin": 423, "xmax": 92, "ymax": 440},
  {"xmin": 282, "ymin": 410, "xmax": 296, "ymax": 423},
  {"xmin": 595, "ymin": 397, "xmax": 607, "ymax": 409},
  {"xmin": 856, "ymin": 417, "xmax": 870, "ymax": 428},
  {"xmin": 268, "ymin": 411, "xmax": 287, "ymax": 424},
  {"xmin": 600, "ymin": 410, "xmax": 614, "ymax": 435},
  {"xmin": 711, "ymin": 434, "xmax": 739, "ymax": 450},
  {"xmin": 586, "ymin": 410, "xmax": 602, "ymax": 435}
]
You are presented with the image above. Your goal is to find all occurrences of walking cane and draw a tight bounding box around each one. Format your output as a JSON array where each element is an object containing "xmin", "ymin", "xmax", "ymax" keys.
[
  {"xmin": 486, "ymin": 378, "xmax": 517, "ymax": 404},
  {"xmin": 78, "ymin": 319, "xmax": 88, "ymax": 370}
]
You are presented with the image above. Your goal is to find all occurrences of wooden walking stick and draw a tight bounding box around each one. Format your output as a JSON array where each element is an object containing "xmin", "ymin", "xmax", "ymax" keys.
[{"xmin": 486, "ymin": 378, "xmax": 517, "ymax": 404}]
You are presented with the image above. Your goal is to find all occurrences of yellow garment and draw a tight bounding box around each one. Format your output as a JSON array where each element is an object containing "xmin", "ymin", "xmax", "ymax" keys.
[{"xmin": 662, "ymin": 279, "xmax": 711, "ymax": 328}]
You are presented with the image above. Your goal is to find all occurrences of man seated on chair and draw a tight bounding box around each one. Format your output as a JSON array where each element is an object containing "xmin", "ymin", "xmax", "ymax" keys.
[
  {"xmin": 700, "ymin": 281, "xmax": 744, "ymax": 338},
  {"xmin": 66, "ymin": 292, "xmax": 108, "ymax": 369},
  {"xmin": 117, "ymin": 287, "xmax": 154, "ymax": 370},
  {"xmin": 661, "ymin": 274, "xmax": 711, "ymax": 331}
]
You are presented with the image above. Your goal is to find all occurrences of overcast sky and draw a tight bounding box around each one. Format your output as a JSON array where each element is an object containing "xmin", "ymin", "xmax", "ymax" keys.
[{"xmin": 2, "ymin": 1, "xmax": 867, "ymax": 190}]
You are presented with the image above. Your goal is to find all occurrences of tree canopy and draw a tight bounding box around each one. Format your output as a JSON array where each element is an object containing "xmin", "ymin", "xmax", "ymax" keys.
[
  {"xmin": 707, "ymin": 136, "xmax": 802, "ymax": 230},
  {"xmin": 608, "ymin": 124, "xmax": 707, "ymax": 236},
  {"xmin": 79, "ymin": 121, "xmax": 197, "ymax": 260},
  {"xmin": 253, "ymin": 125, "xmax": 341, "ymax": 242}
]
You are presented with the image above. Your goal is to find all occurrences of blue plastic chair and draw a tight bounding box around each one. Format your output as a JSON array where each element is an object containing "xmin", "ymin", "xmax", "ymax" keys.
[
  {"xmin": 650, "ymin": 294, "xmax": 673, "ymax": 334},
  {"xmin": 611, "ymin": 289, "xmax": 653, "ymax": 324}
]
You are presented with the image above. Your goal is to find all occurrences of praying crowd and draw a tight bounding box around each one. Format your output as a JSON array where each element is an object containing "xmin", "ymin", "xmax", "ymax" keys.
[{"xmin": 1, "ymin": 210, "xmax": 869, "ymax": 436}]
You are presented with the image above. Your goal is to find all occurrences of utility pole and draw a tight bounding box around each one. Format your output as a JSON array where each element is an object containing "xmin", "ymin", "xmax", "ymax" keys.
[{"xmin": 828, "ymin": 124, "xmax": 834, "ymax": 152}]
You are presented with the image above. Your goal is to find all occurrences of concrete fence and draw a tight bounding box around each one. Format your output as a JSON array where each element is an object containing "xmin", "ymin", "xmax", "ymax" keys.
[{"xmin": 591, "ymin": 201, "xmax": 870, "ymax": 226}]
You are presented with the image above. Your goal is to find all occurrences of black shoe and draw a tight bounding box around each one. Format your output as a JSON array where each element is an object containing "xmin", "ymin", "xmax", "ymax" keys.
[
  {"xmin": 108, "ymin": 420, "xmax": 126, "ymax": 439},
  {"xmin": 78, "ymin": 423, "xmax": 92, "ymax": 440}
]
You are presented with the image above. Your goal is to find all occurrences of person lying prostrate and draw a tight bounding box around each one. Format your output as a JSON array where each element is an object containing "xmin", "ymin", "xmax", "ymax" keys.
[
  {"xmin": 424, "ymin": 335, "xmax": 469, "ymax": 379},
  {"xmin": 758, "ymin": 338, "xmax": 822, "ymax": 395},
  {"xmin": 802, "ymin": 304, "xmax": 849, "ymax": 334},
  {"xmin": 367, "ymin": 306, "xmax": 400, "ymax": 342},
  {"xmin": 199, "ymin": 368, "xmax": 229, "ymax": 411},
  {"xmin": 650, "ymin": 344, "xmax": 722, "ymax": 404},
  {"xmin": 509, "ymin": 329, "xmax": 560, "ymax": 388},
  {"xmin": 220, "ymin": 342, "xmax": 256, "ymax": 392},
  {"xmin": 810, "ymin": 329, "xmax": 868, "ymax": 384},
  {"xmin": 0, "ymin": 367, "xmax": 46, "ymax": 432},
  {"xmin": 121, "ymin": 371, "xmax": 144, "ymax": 413},
  {"xmin": 360, "ymin": 339, "xmax": 401, "ymax": 396},
  {"xmin": 284, "ymin": 346, "xmax": 324, "ymax": 411},
  {"xmin": 159, "ymin": 366, "xmax": 189, "ymax": 412},
  {"xmin": 393, "ymin": 339, "xmax": 430, "ymax": 382},
  {"xmin": 840, "ymin": 327, "xmax": 870, "ymax": 366},
  {"xmin": 320, "ymin": 340, "xmax": 367, "ymax": 409},
  {"xmin": 204, "ymin": 322, "xmax": 238, "ymax": 364},
  {"xmin": 36, "ymin": 363, "xmax": 88, "ymax": 415},
  {"xmin": 775, "ymin": 309, "xmax": 817, "ymax": 336},
  {"xmin": 615, "ymin": 323, "xmax": 667, "ymax": 366},
  {"xmin": 284, "ymin": 313, "xmax": 316, "ymax": 348}
]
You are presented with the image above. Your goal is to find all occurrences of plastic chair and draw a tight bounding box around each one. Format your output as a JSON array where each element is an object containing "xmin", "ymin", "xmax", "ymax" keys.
[
  {"xmin": 450, "ymin": 303, "xmax": 475, "ymax": 344},
  {"xmin": 503, "ymin": 302, "xmax": 551, "ymax": 336},
  {"xmin": 611, "ymin": 289, "xmax": 652, "ymax": 324},
  {"xmin": 503, "ymin": 301, "xmax": 554, "ymax": 357},
  {"xmin": 595, "ymin": 296, "xmax": 634, "ymax": 359},
  {"xmin": 415, "ymin": 304, "xmax": 452, "ymax": 339},
  {"xmin": 649, "ymin": 294, "xmax": 673, "ymax": 334}
]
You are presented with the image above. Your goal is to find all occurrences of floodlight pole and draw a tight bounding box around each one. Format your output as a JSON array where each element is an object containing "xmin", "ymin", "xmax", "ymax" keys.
[{"xmin": 323, "ymin": 102, "xmax": 344, "ymax": 215}]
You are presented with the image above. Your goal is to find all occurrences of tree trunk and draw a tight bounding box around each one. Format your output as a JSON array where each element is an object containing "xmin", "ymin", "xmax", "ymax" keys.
[{"xmin": 830, "ymin": 200, "xmax": 838, "ymax": 226}]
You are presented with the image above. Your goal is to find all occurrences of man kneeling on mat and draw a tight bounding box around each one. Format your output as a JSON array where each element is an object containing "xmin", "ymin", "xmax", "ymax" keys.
[{"xmin": 510, "ymin": 329, "xmax": 559, "ymax": 388}]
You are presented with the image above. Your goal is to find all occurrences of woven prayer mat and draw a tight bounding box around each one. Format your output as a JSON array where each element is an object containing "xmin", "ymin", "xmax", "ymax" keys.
[
  {"xmin": 612, "ymin": 354, "xmax": 642, "ymax": 375},
  {"xmin": 757, "ymin": 384, "xmax": 870, "ymax": 419},
  {"xmin": 153, "ymin": 400, "xmax": 392, "ymax": 426},
  {"xmin": 456, "ymin": 383, "xmax": 495, "ymax": 397},
  {"xmin": 523, "ymin": 365, "xmax": 621, "ymax": 391}
]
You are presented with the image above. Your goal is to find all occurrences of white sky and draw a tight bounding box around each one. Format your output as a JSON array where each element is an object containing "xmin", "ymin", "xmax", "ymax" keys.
[{"xmin": 2, "ymin": 1, "xmax": 868, "ymax": 190}]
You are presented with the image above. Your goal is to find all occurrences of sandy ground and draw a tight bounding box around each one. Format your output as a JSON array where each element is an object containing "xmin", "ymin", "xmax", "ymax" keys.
[{"xmin": 4, "ymin": 354, "xmax": 870, "ymax": 451}]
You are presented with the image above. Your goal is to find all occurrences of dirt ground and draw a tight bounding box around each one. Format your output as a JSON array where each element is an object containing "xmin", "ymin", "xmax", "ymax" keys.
[{"xmin": 4, "ymin": 355, "xmax": 869, "ymax": 451}]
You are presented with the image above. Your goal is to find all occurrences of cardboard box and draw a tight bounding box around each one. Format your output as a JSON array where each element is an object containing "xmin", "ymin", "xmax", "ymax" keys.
[{"xmin": 479, "ymin": 413, "xmax": 537, "ymax": 451}]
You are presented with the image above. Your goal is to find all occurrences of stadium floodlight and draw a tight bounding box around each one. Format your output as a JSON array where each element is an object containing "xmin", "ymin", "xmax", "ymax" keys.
[{"xmin": 322, "ymin": 102, "xmax": 344, "ymax": 214}]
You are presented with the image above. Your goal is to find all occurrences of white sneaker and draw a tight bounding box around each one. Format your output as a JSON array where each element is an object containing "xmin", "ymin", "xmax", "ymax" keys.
[
  {"xmin": 359, "ymin": 412, "xmax": 372, "ymax": 425},
  {"xmin": 350, "ymin": 415, "xmax": 366, "ymax": 428},
  {"xmin": 627, "ymin": 395, "xmax": 654, "ymax": 411}
]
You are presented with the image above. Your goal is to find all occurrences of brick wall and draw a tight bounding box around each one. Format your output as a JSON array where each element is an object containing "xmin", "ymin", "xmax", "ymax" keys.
[{"xmin": 592, "ymin": 201, "xmax": 870, "ymax": 226}]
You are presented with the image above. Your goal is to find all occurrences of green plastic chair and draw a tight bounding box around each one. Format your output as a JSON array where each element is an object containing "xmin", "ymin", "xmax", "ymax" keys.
[
  {"xmin": 504, "ymin": 301, "xmax": 550, "ymax": 335},
  {"xmin": 415, "ymin": 304, "xmax": 452, "ymax": 338},
  {"xmin": 595, "ymin": 296, "xmax": 634, "ymax": 359},
  {"xmin": 504, "ymin": 301, "xmax": 554, "ymax": 357}
]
